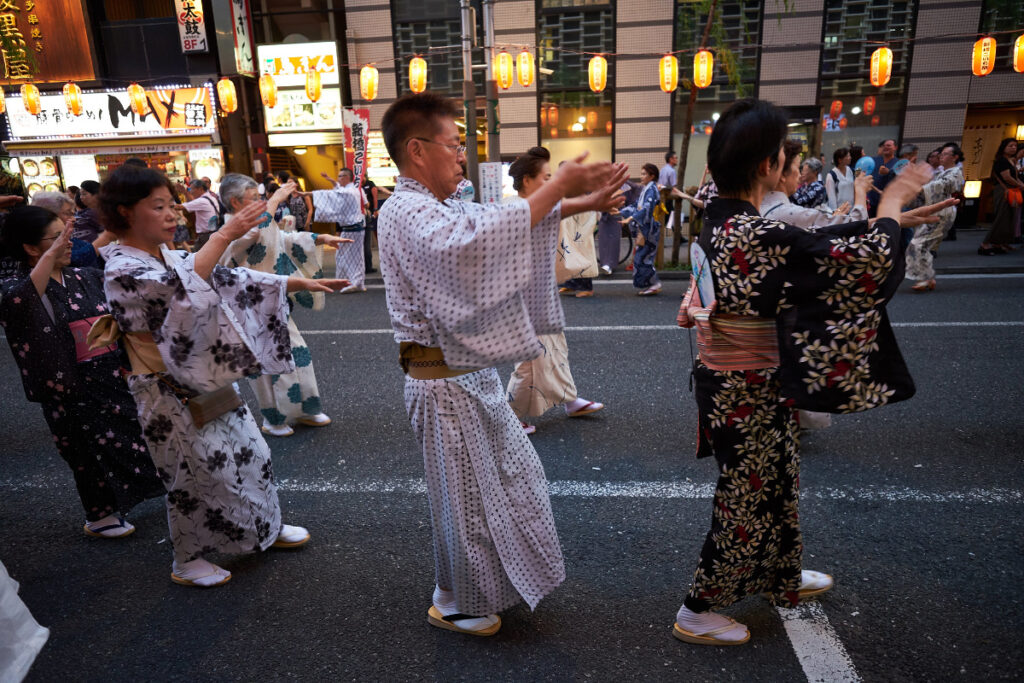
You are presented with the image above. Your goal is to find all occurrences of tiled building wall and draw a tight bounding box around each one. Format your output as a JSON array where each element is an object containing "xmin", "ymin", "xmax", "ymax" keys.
[
  {"xmin": 492, "ymin": 0, "xmax": 538, "ymax": 157},
  {"xmin": 613, "ymin": 0, "xmax": 675, "ymax": 177},
  {"xmin": 757, "ymin": 0, "xmax": 825, "ymax": 107},
  {"xmin": 343, "ymin": 0, "xmax": 399, "ymax": 130}
]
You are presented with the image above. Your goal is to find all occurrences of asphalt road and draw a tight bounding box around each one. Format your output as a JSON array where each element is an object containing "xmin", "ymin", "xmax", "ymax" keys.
[{"xmin": 1, "ymin": 267, "xmax": 1021, "ymax": 682}]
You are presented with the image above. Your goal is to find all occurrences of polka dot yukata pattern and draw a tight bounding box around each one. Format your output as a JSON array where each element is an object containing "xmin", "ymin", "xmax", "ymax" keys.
[{"xmin": 379, "ymin": 177, "xmax": 566, "ymax": 615}]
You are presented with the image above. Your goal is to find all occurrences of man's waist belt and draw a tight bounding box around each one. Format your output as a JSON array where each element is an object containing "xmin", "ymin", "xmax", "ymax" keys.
[
  {"xmin": 337, "ymin": 222, "xmax": 364, "ymax": 232},
  {"xmin": 399, "ymin": 342, "xmax": 473, "ymax": 380},
  {"xmin": 695, "ymin": 313, "xmax": 779, "ymax": 371}
]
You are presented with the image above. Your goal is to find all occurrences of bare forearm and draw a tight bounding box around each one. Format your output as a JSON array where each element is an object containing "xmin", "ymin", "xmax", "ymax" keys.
[
  {"xmin": 193, "ymin": 232, "xmax": 231, "ymax": 279},
  {"xmin": 527, "ymin": 176, "xmax": 569, "ymax": 226},
  {"xmin": 29, "ymin": 254, "xmax": 56, "ymax": 296}
]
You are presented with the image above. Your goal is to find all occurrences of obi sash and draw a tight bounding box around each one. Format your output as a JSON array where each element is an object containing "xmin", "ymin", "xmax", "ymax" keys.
[
  {"xmin": 87, "ymin": 314, "xmax": 167, "ymax": 375},
  {"xmin": 69, "ymin": 316, "xmax": 117, "ymax": 363},
  {"xmin": 678, "ymin": 276, "xmax": 780, "ymax": 372}
]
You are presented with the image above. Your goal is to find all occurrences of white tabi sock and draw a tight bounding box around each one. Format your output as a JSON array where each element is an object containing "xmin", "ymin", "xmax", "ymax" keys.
[
  {"xmin": 675, "ymin": 604, "xmax": 749, "ymax": 642},
  {"xmin": 432, "ymin": 586, "xmax": 499, "ymax": 632},
  {"xmin": 565, "ymin": 397, "xmax": 591, "ymax": 413},
  {"xmin": 172, "ymin": 558, "xmax": 231, "ymax": 587}
]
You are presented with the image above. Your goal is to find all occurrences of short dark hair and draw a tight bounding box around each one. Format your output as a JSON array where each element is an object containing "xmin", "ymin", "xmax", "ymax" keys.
[
  {"xmin": 338, "ymin": 168, "xmax": 353, "ymax": 179},
  {"xmin": 276, "ymin": 170, "xmax": 291, "ymax": 183},
  {"xmin": 124, "ymin": 157, "xmax": 148, "ymax": 168},
  {"xmin": 939, "ymin": 142, "xmax": 963, "ymax": 163},
  {"xmin": 833, "ymin": 147, "xmax": 850, "ymax": 166},
  {"xmin": 879, "ymin": 138, "xmax": 896, "ymax": 149},
  {"xmin": 707, "ymin": 98, "xmax": 788, "ymax": 195},
  {"xmin": 849, "ymin": 145, "xmax": 864, "ymax": 163},
  {"xmin": 782, "ymin": 139, "xmax": 804, "ymax": 175},
  {"xmin": 508, "ymin": 147, "xmax": 550, "ymax": 191},
  {"xmin": 98, "ymin": 165, "xmax": 176, "ymax": 236},
  {"xmin": 381, "ymin": 92, "xmax": 461, "ymax": 167},
  {"xmin": 0, "ymin": 205, "xmax": 60, "ymax": 265},
  {"xmin": 664, "ymin": 150, "xmax": 677, "ymax": 163},
  {"xmin": 641, "ymin": 163, "xmax": 659, "ymax": 180}
]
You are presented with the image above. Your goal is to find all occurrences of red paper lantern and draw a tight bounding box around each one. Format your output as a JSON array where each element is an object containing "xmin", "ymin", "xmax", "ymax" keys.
[
  {"xmin": 829, "ymin": 100, "xmax": 843, "ymax": 120},
  {"xmin": 863, "ymin": 95, "xmax": 876, "ymax": 116},
  {"xmin": 838, "ymin": 117, "xmax": 848, "ymax": 130},
  {"xmin": 871, "ymin": 115, "xmax": 880, "ymax": 127}
]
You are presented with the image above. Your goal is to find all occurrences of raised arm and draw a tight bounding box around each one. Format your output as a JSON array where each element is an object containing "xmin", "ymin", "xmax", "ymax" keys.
[{"xmin": 527, "ymin": 153, "xmax": 627, "ymax": 226}]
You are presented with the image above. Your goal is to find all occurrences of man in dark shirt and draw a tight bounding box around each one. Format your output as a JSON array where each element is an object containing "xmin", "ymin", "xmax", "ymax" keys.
[
  {"xmin": 868, "ymin": 138, "xmax": 897, "ymax": 216},
  {"xmin": 362, "ymin": 177, "xmax": 379, "ymax": 273}
]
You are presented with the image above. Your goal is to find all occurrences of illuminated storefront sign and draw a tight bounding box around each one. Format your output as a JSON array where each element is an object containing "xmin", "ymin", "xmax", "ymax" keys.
[{"xmin": 0, "ymin": 0, "xmax": 96, "ymax": 83}]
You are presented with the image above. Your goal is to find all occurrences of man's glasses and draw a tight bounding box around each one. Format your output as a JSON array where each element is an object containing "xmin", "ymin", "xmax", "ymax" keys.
[{"xmin": 411, "ymin": 138, "xmax": 467, "ymax": 156}]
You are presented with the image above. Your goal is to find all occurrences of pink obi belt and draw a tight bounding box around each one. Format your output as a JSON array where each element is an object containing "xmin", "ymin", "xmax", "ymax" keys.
[
  {"xmin": 70, "ymin": 316, "xmax": 118, "ymax": 363},
  {"xmin": 678, "ymin": 278, "xmax": 780, "ymax": 372}
]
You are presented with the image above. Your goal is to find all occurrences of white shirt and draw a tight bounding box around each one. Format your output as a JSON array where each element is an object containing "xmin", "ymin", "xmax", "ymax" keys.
[
  {"xmin": 182, "ymin": 191, "xmax": 221, "ymax": 233},
  {"xmin": 824, "ymin": 166, "xmax": 855, "ymax": 210},
  {"xmin": 760, "ymin": 190, "xmax": 867, "ymax": 230}
]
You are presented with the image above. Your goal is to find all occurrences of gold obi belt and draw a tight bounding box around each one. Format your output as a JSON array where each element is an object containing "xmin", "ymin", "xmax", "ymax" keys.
[
  {"xmin": 86, "ymin": 314, "xmax": 166, "ymax": 375},
  {"xmin": 399, "ymin": 342, "xmax": 473, "ymax": 380},
  {"xmin": 678, "ymin": 278, "xmax": 780, "ymax": 372}
]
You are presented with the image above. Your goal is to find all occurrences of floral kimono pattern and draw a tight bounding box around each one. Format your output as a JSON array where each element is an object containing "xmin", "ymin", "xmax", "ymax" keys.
[
  {"xmin": 221, "ymin": 213, "xmax": 327, "ymax": 426},
  {"xmin": 683, "ymin": 198, "xmax": 912, "ymax": 613},
  {"xmin": 0, "ymin": 267, "xmax": 163, "ymax": 521},
  {"xmin": 905, "ymin": 166, "xmax": 964, "ymax": 281},
  {"xmin": 619, "ymin": 181, "xmax": 661, "ymax": 289},
  {"xmin": 103, "ymin": 244, "xmax": 293, "ymax": 563}
]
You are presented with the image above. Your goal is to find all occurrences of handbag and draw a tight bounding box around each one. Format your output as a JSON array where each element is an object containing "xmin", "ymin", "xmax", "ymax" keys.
[
  {"xmin": 158, "ymin": 374, "xmax": 243, "ymax": 429},
  {"xmin": 555, "ymin": 213, "xmax": 599, "ymax": 282},
  {"xmin": 1007, "ymin": 187, "xmax": 1022, "ymax": 207}
]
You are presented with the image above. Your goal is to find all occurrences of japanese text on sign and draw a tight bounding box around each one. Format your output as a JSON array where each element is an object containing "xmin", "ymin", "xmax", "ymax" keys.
[{"xmin": 175, "ymin": 0, "xmax": 208, "ymax": 54}]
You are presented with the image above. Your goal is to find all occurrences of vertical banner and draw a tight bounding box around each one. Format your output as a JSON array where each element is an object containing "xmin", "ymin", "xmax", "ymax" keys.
[
  {"xmin": 343, "ymin": 108, "xmax": 371, "ymax": 206},
  {"xmin": 229, "ymin": 0, "xmax": 256, "ymax": 76},
  {"xmin": 175, "ymin": 0, "xmax": 209, "ymax": 53},
  {"xmin": 961, "ymin": 126, "xmax": 1008, "ymax": 181},
  {"xmin": 478, "ymin": 162, "xmax": 504, "ymax": 204}
]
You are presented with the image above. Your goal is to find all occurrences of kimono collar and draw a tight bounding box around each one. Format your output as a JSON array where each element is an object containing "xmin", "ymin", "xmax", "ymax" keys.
[
  {"xmin": 704, "ymin": 196, "xmax": 760, "ymax": 223},
  {"xmin": 395, "ymin": 176, "xmax": 437, "ymax": 199}
]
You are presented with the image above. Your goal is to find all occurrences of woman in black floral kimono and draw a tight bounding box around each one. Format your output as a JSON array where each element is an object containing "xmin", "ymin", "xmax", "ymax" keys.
[
  {"xmin": 672, "ymin": 99, "xmax": 954, "ymax": 646},
  {"xmin": 0, "ymin": 206, "xmax": 163, "ymax": 537}
]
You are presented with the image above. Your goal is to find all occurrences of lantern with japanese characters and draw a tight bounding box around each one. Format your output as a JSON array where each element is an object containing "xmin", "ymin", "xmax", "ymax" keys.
[
  {"xmin": 693, "ymin": 50, "xmax": 713, "ymax": 89},
  {"xmin": 1014, "ymin": 34, "xmax": 1024, "ymax": 74},
  {"xmin": 305, "ymin": 69, "xmax": 322, "ymax": 103},
  {"xmin": 863, "ymin": 95, "xmax": 876, "ymax": 116},
  {"xmin": 409, "ymin": 56, "xmax": 427, "ymax": 94},
  {"xmin": 360, "ymin": 65, "xmax": 379, "ymax": 101},
  {"xmin": 216, "ymin": 78, "xmax": 238, "ymax": 114},
  {"xmin": 259, "ymin": 74, "xmax": 278, "ymax": 108},
  {"xmin": 63, "ymin": 82, "xmax": 83, "ymax": 117},
  {"xmin": 517, "ymin": 50, "xmax": 534, "ymax": 87},
  {"xmin": 20, "ymin": 84, "xmax": 39, "ymax": 116},
  {"xmin": 588, "ymin": 55, "xmax": 607, "ymax": 93},
  {"xmin": 495, "ymin": 51, "xmax": 513, "ymax": 90},
  {"xmin": 972, "ymin": 36, "xmax": 996, "ymax": 77},
  {"xmin": 127, "ymin": 83, "xmax": 147, "ymax": 115},
  {"xmin": 0, "ymin": 89, "xmax": 6, "ymax": 116},
  {"xmin": 659, "ymin": 55, "xmax": 678, "ymax": 93},
  {"xmin": 870, "ymin": 47, "xmax": 892, "ymax": 87}
]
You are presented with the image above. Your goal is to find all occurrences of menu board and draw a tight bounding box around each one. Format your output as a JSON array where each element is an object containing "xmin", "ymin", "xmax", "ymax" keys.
[
  {"xmin": 365, "ymin": 131, "xmax": 397, "ymax": 188},
  {"xmin": 20, "ymin": 155, "xmax": 62, "ymax": 198},
  {"xmin": 264, "ymin": 89, "xmax": 343, "ymax": 133}
]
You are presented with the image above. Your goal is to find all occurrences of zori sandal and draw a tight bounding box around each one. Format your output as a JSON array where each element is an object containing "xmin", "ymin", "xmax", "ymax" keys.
[
  {"xmin": 271, "ymin": 524, "xmax": 311, "ymax": 549},
  {"xmin": 797, "ymin": 570, "xmax": 834, "ymax": 599},
  {"xmin": 566, "ymin": 401, "xmax": 604, "ymax": 417},
  {"xmin": 83, "ymin": 515, "xmax": 135, "ymax": 538},
  {"xmin": 171, "ymin": 559, "xmax": 231, "ymax": 588},
  {"xmin": 427, "ymin": 606, "xmax": 501, "ymax": 636},
  {"xmin": 672, "ymin": 617, "xmax": 750, "ymax": 646}
]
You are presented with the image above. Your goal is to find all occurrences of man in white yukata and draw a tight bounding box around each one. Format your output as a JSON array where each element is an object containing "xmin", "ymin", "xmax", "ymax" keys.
[{"xmin": 377, "ymin": 92, "xmax": 628, "ymax": 636}]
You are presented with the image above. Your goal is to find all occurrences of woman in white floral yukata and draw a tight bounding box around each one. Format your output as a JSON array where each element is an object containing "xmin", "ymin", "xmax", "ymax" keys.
[
  {"xmin": 97, "ymin": 164, "xmax": 348, "ymax": 587},
  {"xmin": 672, "ymin": 99, "xmax": 955, "ymax": 646}
]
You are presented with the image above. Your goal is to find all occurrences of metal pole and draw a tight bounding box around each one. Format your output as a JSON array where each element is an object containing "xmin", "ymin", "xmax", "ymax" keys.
[
  {"xmin": 482, "ymin": 0, "xmax": 499, "ymax": 161},
  {"xmin": 460, "ymin": 0, "xmax": 479, "ymax": 195}
]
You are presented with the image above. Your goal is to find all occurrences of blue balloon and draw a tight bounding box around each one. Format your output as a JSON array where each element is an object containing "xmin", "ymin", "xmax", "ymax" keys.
[
  {"xmin": 891, "ymin": 159, "xmax": 909, "ymax": 175},
  {"xmin": 854, "ymin": 156, "xmax": 875, "ymax": 175}
]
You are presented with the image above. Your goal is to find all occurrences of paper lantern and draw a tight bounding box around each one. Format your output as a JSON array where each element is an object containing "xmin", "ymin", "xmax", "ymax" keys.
[
  {"xmin": 703, "ymin": 125, "xmax": 713, "ymax": 135},
  {"xmin": 305, "ymin": 69, "xmax": 322, "ymax": 102},
  {"xmin": 550, "ymin": 127, "xmax": 558, "ymax": 139},
  {"xmin": 360, "ymin": 65, "xmax": 379, "ymax": 101},
  {"xmin": 548, "ymin": 105, "xmax": 558, "ymax": 126},
  {"xmin": 972, "ymin": 36, "xmax": 996, "ymax": 77},
  {"xmin": 1014, "ymin": 34, "xmax": 1024, "ymax": 73},
  {"xmin": 821, "ymin": 117, "xmax": 828, "ymax": 131},
  {"xmin": 409, "ymin": 56, "xmax": 427, "ymax": 94},
  {"xmin": 62, "ymin": 82, "xmax": 83, "ymax": 116},
  {"xmin": 829, "ymin": 100, "xmax": 843, "ymax": 120},
  {"xmin": 494, "ymin": 51, "xmax": 513, "ymax": 90},
  {"xmin": 20, "ymin": 83, "xmax": 40, "ymax": 115},
  {"xmin": 863, "ymin": 95, "xmax": 876, "ymax": 116},
  {"xmin": 588, "ymin": 55, "xmax": 607, "ymax": 93},
  {"xmin": 659, "ymin": 54, "xmax": 678, "ymax": 93},
  {"xmin": 216, "ymin": 78, "xmax": 238, "ymax": 114},
  {"xmin": 870, "ymin": 47, "xmax": 893, "ymax": 87},
  {"xmin": 517, "ymin": 50, "xmax": 534, "ymax": 87},
  {"xmin": 871, "ymin": 115, "xmax": 880, "ymax": 127},
  {"xmin": 0, "ymin": 89, "xmax": 6, "ymax": 115},
  {"xmin": 586, "ymin": 110, "xmax": 598, "ymax": 128},
  {"xmin": 127, "ymin": 83, "xmax": 147, "ymax": 115},
  {"xmin": 540, "ymin": 106, "xmax": 548, "ymax": 126},
  {"xmin": 259, "ymin": 74, "xmax": 278, "ymax": 108},
  {"xmin": 605, "ymin": 120, "xmax": 612, "ymax": 134},
  {"xmin": 693, "ymin": 50, "xmax": 713, "ymax": 89},
  {"xmin": 838, "ymin": 117, "xmax": 848, "ymax": 130}
]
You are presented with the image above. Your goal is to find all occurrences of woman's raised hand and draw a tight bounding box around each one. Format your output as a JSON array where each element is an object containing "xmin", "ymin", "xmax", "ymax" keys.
[{"xmin": 220, "ymin": 200, "xmax": 269, "ymax": 241}]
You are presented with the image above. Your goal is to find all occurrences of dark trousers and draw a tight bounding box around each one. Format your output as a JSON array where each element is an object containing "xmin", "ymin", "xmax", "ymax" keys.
[{"xmin": 363, "ymin": 216, "xmax": 376, "ymax": 271}]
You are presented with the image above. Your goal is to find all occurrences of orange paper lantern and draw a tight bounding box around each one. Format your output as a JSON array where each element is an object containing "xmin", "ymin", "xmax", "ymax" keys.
[
  {"xmin": 693, "ymin": 50, "xmax": 713, "ymax": 89},
  {"xmin": 540, "ymin": 106, "xmax": 548, "ymax": 126},
  {"xmin": 588, "ymin": 55, "xmax": 607, "ymax": 93},
  {"xmin": 1014, "ymin": 34, "xmax": 1024, "ymax": 73},
  {"xmin": 259, "ymin": 74, "xmax": 278, "ymax": 108},
  {"xmin": 659, "ymin": 55, "xmax": 678, "ymax": 93},
  {"xmin": 550, "ymin": 127, "xmax": 558, "ymax": 139},
  {"xmin": 548, "ymin": 105, "xmax": 559, "ymax": 127},
  {"xmin": 216, "ymin": 78, "xmax": 238, "ymax": 114},
  {"xmin": 972, "ymin": 36, "xmax": 996, "ymax": 77},
  {"xmin": 587, "ymin": 110, "xmax": 598, "ymax": 128},
  {"xmin": 517, "ymin": 50, "xmax": 534, "ymax": 87},
  {"xmin": 838, "ymin": 117, "xmax": 848, "ymax": 130},
  {"xmin": 863, "ymin": 95, "xmax": 876, "ymax": 116},
  {"xmin": 20, "ymin": 83, "xmax": 40, "ymax": 116},
  {"xmin": 703, "ymin": 125, "xmax": 713, "ymax": 135},
  {"xmin": 495, "ymin": 51, "xmax": 513, "ymax": 90},
  {"xmin": 829, "ymin": 100, "xmax": 843, "ymax": 120},
  {"xmin": 127, "ymin": 83, "xmax": 147, "ymax": 116},
  {"xmin": 305, "ymin": 69, "xmax": 322, "ymax": 103},
  {"xmin": 870, "ymin": 47, "xmax": 893, "ymax": 87},
  {"xmin": 0, "ymin": 89, "xmax": 6, "ymax": 115},
  {"xmin": 62, "ymin": 82, "xmax": 83, "ymax": 116},
  {"xmin": 605, "ymin": 120, "xmax": 612, "ymax": 135},
  {"xmin": 409, "ymin": 56, "xmax": 427, "ymax": 94},
  {"xmin": 360, "ymin": 65, "xmax": 379, "ymax": 101},
  {"xmin": 822, "ymin": 117, "xmax": 828, "ymax": 131}
]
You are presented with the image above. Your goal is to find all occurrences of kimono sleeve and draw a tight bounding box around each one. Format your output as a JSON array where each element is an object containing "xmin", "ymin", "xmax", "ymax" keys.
[
  {"xmin": 102, "ymin": 253, "xmax": 181, "ymax": 337},
  {"xmin": 620, "ymin": 187, "xmax": 659, "ymax": 240},
  {"xmin": 280, "ymin": 230, "xmax": 325, "ymax": 310},
  {"xmin": 311, "ymin": 189, "xmax": 360, "ymax": 223}
]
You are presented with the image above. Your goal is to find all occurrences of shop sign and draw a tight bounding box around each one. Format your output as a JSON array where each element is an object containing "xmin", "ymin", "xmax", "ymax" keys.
[
  {"xmin": 6, "ymin": 87, "xmax": 216, "ymax": 140},
  {"xmin": 343, "ymin": 108, "xmax": 370, "ymax": 189},
  {"xmin": 478, "ymin": 162, "xmax": 504, "ymax": 204},
  {"xmin": 365, "ymin": 131, "xmax": 397, "ymax": 187},
  {"xmin": 264, "ymin": 88, "xmax": 342, "ymax": 133},
  {"xmin": 0, "ymin": 0, "xmax": 96, "ymax": 84},
  {"xmin": 257, "ymin": 42, "xmax": 340, "ymax": 88},
  {"xmin": 230, "ymin": 0, "xmax": 256, "ymax": 76},
  {"xmin": 175, "ymin": 0, "xmax": 208, "ymax": 54}
]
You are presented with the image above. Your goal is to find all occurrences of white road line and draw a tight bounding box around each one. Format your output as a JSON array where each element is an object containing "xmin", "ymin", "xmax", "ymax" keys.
[
  {"xmin": 300, "ymin": 321, "xmax": 1024, "ymax": 335},
  {"xmin": 777, "ymin": 602, "xmax": 861, "ymax": 683},
  {"xmin": 1, "ymin": 476, "xmax": 1019, "ymax": 503}
]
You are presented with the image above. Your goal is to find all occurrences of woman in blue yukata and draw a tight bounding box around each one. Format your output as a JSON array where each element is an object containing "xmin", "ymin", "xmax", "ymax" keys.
[{"xmin": 619, "ymin": 163, "xmax": 663, "ymax": 296}]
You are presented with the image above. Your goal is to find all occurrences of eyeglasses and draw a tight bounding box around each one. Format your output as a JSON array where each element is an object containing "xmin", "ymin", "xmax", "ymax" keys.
[
  {"xmin": 38, "ymin": 234, "xmax": 62, "ymax": 243},
  {"xmin": 411, "ymin": 137, "xmax": 467, "ymax": 156}
]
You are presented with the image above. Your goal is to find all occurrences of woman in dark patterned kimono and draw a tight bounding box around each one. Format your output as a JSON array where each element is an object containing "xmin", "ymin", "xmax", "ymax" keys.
[
  {"xmin": 672, "ymin": 99, "xmax": 953, "ymax": 646},
  {"xmin": 0, "ymin": 206, "xmax": 163, "ymax": 538},
  {"xmin": 97, "ymin": 165, "xmax": 348, "ymax": 587}
]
